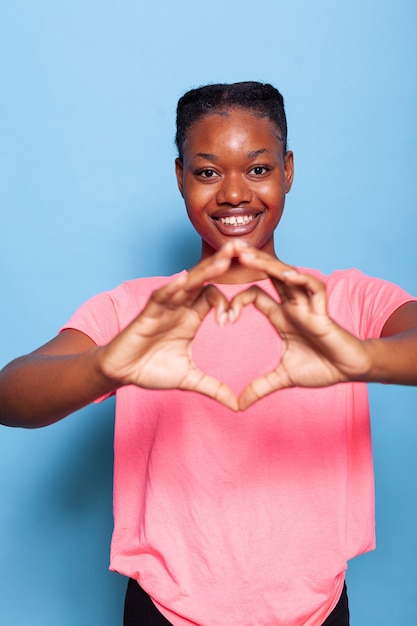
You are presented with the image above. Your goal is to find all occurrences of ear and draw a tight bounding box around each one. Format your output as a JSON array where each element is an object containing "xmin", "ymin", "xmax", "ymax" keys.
[
  {"xmin": 284, "ymin": 151, "xmax": 294, "ymax": 193},
  {"xmin": 175, "ymin": 158, "xmax": 184, "ymax": 197}
]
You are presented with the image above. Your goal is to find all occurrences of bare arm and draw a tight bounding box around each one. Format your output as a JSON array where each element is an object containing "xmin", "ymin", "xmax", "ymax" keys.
[
  {"xmin": 365, "ymin": 301, "xmax": 417, "ymax": 384},
  {"xmin": 233, "ymin": 247, "xmax": 417, "ymax": 408},
  {"xmin": 4, "ymin": 241, "xmax": 415, "ymax": 425},
  {"xmin": 0, "ymin": 242, "xmax": 248, "ymax": 428},
  {"xmin": 0, "ymin": 331, "xmax": 115, "ymax": 428}
]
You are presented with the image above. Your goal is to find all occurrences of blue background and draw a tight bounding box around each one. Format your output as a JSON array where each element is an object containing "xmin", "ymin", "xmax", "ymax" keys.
[{"xmin": 1, "ymin": 1, "xmax": 417, "ymax": 624}]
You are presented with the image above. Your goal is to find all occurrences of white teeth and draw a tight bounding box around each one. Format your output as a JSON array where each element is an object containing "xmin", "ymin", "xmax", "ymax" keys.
[{"xmin": 219, "ymin": 215, "xmax": 255, "ymax": 225}]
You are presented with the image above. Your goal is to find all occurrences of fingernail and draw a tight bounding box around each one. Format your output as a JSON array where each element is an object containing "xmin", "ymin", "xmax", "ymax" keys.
[
  {"xmin": 218, "ymin": 311, "xmax": 228, "ymax": 327},
  {"xmin": 171, "ymin": 273, "xmax": 187, "ymax": 285}
]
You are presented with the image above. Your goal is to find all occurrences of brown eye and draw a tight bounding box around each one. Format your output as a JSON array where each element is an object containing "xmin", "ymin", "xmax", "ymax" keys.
[
  {"xmin": 201, "ymin": 169, "xmax": 216, "ymax": 178},
  {"xmin": 195, "ymin": 168, "xmax": 219, "ymax": 179},
  {"xmin": 251, "ymin": 166, "xmax": 269, "ymax": 176}
]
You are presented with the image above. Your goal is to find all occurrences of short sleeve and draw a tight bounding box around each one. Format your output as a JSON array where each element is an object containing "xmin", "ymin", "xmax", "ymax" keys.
[
  {"xmin": 60, "ymin": 287, "xmax": 126, "ymax": 346},
  {"xmin": 58, "ymin": 276, "xmax": 176, "ymax": 402},
  {"xmin": 327, "ymin": 269, "xmax": 416, "ymax": 339}
]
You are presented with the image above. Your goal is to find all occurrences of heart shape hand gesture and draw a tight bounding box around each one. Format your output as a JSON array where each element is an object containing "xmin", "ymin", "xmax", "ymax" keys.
[{"xmin": 99, "ymin": 242, "xmax": 372, "ymax": 410}]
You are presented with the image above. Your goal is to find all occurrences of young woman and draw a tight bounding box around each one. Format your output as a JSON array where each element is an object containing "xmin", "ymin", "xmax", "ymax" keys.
[{"xmin": 1, "ymin": 82, "xmax": 417, "ymax": 625}]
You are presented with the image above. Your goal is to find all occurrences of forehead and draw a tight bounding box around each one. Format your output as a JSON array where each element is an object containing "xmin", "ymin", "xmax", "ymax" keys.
[{"xmin": 183, "ymin": 108, "xmax": 283, "ymax": 156}]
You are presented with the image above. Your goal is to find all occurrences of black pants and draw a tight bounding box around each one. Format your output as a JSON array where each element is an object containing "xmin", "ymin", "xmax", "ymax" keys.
[{"xmin": 123, "ymin": 579, "xmax": 350, "ymax": 625}]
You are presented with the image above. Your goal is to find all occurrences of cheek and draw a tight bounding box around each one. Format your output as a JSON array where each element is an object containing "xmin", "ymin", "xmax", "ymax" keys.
[
  {"xmin": 183, "ymin": 184, "xmax": 213, "ymax": 214},
  {"xmin": 258, "ymin": 183, "xmax": 285, "ymax": 209},
  {"xmin": 267, "ymin": 185, "xmax": 284, "ymax": 206},
  {"xmin": 184, "ymin": 196, "xmax": 208, "ymax": 227}
]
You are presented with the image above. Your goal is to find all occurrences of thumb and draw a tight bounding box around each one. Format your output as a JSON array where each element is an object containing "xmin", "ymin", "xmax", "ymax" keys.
[
  {"xmin": 180, "ymin": 367, "xmax": 239, "ymax": 411},
  {"xmin": 238, "ymin": 368, "xmax": 291, "ymax": 410}
]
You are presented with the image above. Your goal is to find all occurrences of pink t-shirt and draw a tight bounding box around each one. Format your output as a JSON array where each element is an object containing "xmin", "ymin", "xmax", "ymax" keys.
[{"xmin": 62, "ymin": 268, "xmax": 414, "ymax": 626}]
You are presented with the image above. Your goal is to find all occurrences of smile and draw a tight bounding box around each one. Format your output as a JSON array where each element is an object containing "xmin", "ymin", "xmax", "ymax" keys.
[
  {"xmin": 210, "ymin": 211, "xmax": 263, "ymax": 237},
  {"xmin": 218, "ymin": 215, "xmax": 256, "ymax": 226}
]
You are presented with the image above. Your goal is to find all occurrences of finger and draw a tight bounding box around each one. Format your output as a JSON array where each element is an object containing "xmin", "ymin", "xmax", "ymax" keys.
[
  {"xmin": 281, "ymin": 269, "xmax": 326, "ymax": 294},
  {"xmin": 150, "ymin": 241, "xmax": 251, "ymax": 310},
  {"xmin": 238, "ymin": 247, "xmax": 328, "ymax": 312},
  {"xmin": 152, "ymin": 282, "xmax": 230, "ymax": 326},
  {"xmin": 180, "ymin": 367, "xmax": 239, "ymax": 411},
  {"xmin": 146, "ymin": 246, "xmax": 233, "ymax": 310},
  {"xmin": 239, "ymin": 279, "xmax": 328, "ymax": 336},
  {"xmin": 192, "ymin": 284, "xmax": 231, "ymax": 326},
  {"xmin": 238, "ymin": 368, "xmax": 291, "ymax": 410},
  {"xmin": 279, "ymin": 270, "xmax": 328, "ymax": 313},
  {"xmin": 237, "ymin": 248, "xmax": 304, "ymax": 302},
  {"xmin": 239, "ymin": 247, "xmax": 327, "ymax": 306},
  {"xmin": 183, "ymin": 242, "xmax": 241, "ymax": 292},
  {"xmin": 271, "ymin": 274, "xmax": 311, "ymax": 305},
  {"xmin": 229, "ymin": 285, "xmax": 284, "ymax": 325},
  {"xmin": 238, "ymin": 246, "xmax": 294, "ymax": 277},
  {"xmin": 185, "ymin": 240, "xmax": 250, "ymax": 289}
]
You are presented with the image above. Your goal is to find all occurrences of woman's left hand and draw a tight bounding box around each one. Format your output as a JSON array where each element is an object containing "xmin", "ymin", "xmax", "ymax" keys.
[{"xmin": 231, "ymin": 247, "xmax": 373, "ymax": 409}]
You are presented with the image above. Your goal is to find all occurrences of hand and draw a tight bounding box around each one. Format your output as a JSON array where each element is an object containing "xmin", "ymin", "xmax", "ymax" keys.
[
  {"xmin": 231, "ymin": 247, "xmax": 373, "ymax": 409},
  {"xmin": 97, "ymin": 242, "xmax": 250, "ymax": 411},
  {"xmin": 97, "ymin": 242, "xmax": 373, "ymax": 413}
]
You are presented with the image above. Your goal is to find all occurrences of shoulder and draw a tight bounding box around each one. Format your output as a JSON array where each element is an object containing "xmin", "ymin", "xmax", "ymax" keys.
[
  {"xmin": 298, "ymin": 266, "xmax": 411, "ymax": 297},
  {"xmin": 108, "ymin": 272, "xmax": 185, "ymax": 301},
  {"xmin": 61, "ymin": 272, "xmax": 186, "ymax": 341},
  {"xmin": 93, "ymin": 271, "xmax": 186, "ymax": 322},
  {"xmin": 299, "ymin": 267, "xmax": 415, "ymax": 338},
  {"xmin": 298, "ymin": 266, "xmax": 375, "ymax": 288}
]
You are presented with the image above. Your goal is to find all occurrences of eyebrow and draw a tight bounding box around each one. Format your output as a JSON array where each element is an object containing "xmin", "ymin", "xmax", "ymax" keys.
[
  {"xmin": 247, "ymin": 149, "xmax": 268, "ymax": 159},
  {"xmin": 193, "ymin": 148, "xmax": 271, "ymax": 162},
  {"xmin": 194, "ymin": 152, "xmax": 218, "ymax": 161}
]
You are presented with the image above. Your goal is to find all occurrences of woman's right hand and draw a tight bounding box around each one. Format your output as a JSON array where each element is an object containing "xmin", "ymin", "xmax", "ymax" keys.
[
  {"xmin": 97, "ymin": 242, "xmax": 244, "ymax": 410},
  {"xmin": 0, "ymin": 242, "xmax": 244, "ymax": 427}
]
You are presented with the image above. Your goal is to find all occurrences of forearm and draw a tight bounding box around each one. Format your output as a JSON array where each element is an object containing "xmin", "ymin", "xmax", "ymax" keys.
[
  {"xmin": 0, "ymin": 347, "xmax": 117, "ymax": 428},
  {"xmin": 364, "ymin": 329, "xmax": 417, "ymax": 385}
]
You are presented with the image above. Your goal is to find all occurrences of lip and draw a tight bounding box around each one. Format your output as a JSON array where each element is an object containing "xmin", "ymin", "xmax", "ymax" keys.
[{"xmin": 212, "ymin": 208, "xmax": 262, "ymax": 219}]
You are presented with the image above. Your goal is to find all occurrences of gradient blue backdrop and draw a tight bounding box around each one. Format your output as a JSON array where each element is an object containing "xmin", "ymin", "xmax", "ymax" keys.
[{"xmin": 1, "ymin": 1, "xmax": 416, "ymax": 624}]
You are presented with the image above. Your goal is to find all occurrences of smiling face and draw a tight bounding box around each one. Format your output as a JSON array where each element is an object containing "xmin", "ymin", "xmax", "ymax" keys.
[{"xmin": 175, "ymin": 108, "xmax": 294, "ymax": 263}]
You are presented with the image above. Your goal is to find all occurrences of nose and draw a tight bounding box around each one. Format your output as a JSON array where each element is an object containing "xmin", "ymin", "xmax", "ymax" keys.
[{"xmin": 216, "ymin": 173, "xmax": 252, "ymax": 206}]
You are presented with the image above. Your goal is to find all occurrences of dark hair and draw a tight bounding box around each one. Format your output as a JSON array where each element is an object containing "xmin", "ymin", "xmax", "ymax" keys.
[{"xmin": 175, "ymin": 81, "xmax": 287, "ymax": 160}]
